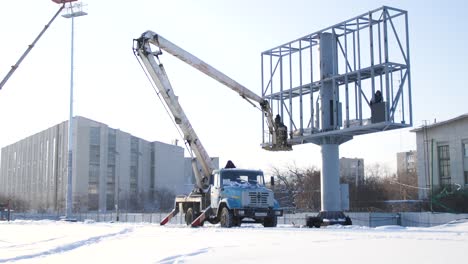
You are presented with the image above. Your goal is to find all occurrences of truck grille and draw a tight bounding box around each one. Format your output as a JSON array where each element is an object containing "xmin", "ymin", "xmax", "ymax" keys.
[{"xmin": 247, "ymin": 192, "xmax": 269, "ymax": 207}]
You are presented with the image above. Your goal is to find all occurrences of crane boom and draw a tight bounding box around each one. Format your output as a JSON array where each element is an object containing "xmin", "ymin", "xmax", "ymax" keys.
[
  {"xmin": 134, "ymin": 37, "xmax": 214, "ymax": 191},
  {"xmin": 144, "ymin": 32, "xmax": 263, "ymax": 102},
  {"xmin": 134, "ymin": 31, "xmax": 291, "ymax": 191},
  {"xmin": 134, "ymin": 31, "xmax": 285, "ymax": 227},
  {"xmin": 0, "ymin": 3, "xmax": 66, "ymax": 90},
  {"xmin": 136, "ymin": 31, "xmax": 291, "ymax": 152}
]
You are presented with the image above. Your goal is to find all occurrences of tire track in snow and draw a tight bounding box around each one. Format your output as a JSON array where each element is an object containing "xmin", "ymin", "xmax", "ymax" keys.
[
  {"xmin": 157, "ymin": 247, "xmax": 211, "ymax": 263},
  {"xmin": 0, "ymin": 227, "xmax": 133, "ymax": 263},
  {"xmin": 0, "ymin": 237, "xmax": 65, "ymax": 250}
]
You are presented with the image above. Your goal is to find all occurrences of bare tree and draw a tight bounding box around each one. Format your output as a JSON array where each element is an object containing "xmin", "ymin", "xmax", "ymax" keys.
[
  {"xmin": 269, "ymin": 164, "xmax": 321, "ymax": 211},
  {"xmin": 365, "ymin": 162, "xmax": 392, "ymax": 178},
  {"xmin": 347, "ymin": 162, "xmax": 422, "ymax": 211},
  {"xmin": 269, "ymin": 166, "xmax": 296, "ymax": 209},
  {"xmin": 396, "ymin": 170, "xmax": 418, "ymax": 200},
  {"xmin": 271, "ymin": 162, "xmax": 423, "ymax": 212}
]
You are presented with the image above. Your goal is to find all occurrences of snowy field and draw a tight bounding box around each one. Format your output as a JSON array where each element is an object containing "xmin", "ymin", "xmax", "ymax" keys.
[{"xmin": 1, "ymin": 220, "xmax": 467, "ymax": 264}]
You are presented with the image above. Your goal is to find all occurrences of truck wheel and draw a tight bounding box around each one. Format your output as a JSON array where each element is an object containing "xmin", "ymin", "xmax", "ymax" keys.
[
  {"xmin": 220, "ymin": 207, "xmax": 233, "ymax": 228},
  {"xmin": 263, "ymin": 216, "xmax": 277, "ymax": 227},
  {"xmin": 306, "ymin": 216, "xmax": 321, "ymax": 228},
  {"xmin": 185, "ymin": 208, "xmax": 194, "ymax": 226},
  {"xmin": 233, "ymin": 217, "xmax": 241, "ymax": 227},
  {"xmin": 344, "ymin": 216, "xmax": 352, "ymax": 226}
]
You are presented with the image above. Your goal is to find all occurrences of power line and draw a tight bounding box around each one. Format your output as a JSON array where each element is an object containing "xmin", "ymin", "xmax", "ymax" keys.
[{"xmin": 389, "ymin": 179, "xmax": 429, "ymax": 190}]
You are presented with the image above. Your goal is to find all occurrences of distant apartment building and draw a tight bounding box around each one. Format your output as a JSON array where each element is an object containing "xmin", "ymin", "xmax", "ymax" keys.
[
  {"xmin": 397, "ymin": 150, "xmax": 417, "ymax": 179},
  {"xmin": 0, "ymin": 116, "xmax": 197, "ymax": 213},
  {"xmin": 339, "ymin": 157, "xmax": 364, "ymax": 185},
  {"xmin": 396, "ymin": 150, "xmax": 418, "ymax": 200},
  {"xmin": 411, "ymin": 114, "xmax": 468, "ymax": 199}
]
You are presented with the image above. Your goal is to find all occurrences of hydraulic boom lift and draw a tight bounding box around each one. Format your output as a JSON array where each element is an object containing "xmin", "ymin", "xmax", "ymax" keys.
[{"xmin": 134, "ymin": 31, "xmax": 285, "ymax": 227}]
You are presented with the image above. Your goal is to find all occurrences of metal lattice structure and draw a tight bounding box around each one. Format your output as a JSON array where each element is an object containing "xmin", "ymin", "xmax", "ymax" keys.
[{"xmin": 261, "ymin": 6, "xmax": 412, "ymax": 147}]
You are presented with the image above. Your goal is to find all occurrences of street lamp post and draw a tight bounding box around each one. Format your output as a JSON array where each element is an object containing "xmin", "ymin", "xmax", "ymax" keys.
[{"xmin": 62, "ymin": 2, "xmax": 87, "ymax": 220}]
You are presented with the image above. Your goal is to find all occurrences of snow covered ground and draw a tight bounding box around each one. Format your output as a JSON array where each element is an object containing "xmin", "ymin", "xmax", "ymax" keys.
[{"xmin": 1, "ymin": 220, "xmax": 467, "ymax": 264}]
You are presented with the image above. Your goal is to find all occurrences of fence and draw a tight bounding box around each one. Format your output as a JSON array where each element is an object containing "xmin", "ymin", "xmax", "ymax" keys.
[{"xmin": 8, "ymin": 211, "xmax": 468, "ymax": 227}]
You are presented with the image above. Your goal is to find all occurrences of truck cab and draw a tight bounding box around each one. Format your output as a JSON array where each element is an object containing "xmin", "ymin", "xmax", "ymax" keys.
[{"xmin": 210, "ymin": 168, "xmax": 282, "ymax": 227}]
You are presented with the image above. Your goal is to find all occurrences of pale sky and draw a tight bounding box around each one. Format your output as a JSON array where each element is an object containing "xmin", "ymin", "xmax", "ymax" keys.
[{"xmin": 1, "ymin": 0, "xmax": 467, "ymax": 174}]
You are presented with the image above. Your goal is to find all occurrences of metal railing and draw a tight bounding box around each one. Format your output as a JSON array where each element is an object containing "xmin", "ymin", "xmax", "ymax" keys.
[{"xmin": 8, "ymin": 211, "xmax": 468, "ymax": 227}]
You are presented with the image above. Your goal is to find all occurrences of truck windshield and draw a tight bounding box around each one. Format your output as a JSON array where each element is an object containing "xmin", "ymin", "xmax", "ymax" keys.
[{"xmin": 221, "ymin": 170, "xmax": 265, "ymax": 186}]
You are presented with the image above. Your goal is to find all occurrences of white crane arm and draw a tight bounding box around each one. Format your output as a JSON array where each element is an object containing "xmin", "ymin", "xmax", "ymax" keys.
[
  {"xmin": 134, "ymin": 37, "xmax": 214, "ymax": 191},
  {"xmin": 0, "ymin": 3, "xmax": 66, "ymax": 90},
  {"xmin": 138, "ymin": 31, "xmax": 290, "ymax": 151},
  {"xmin": 134, "ymin": 32, "xmax": 291, "ymax": 192}
]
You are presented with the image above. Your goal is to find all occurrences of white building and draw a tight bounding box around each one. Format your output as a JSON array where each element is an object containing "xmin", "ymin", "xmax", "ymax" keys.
[
  {"xmin": 0, "ymin": 116, "xmax": 196, "ymax": 213},
  {"xmin": 411, "ymin": 114, "xmax": 468, "ymax": 199}
]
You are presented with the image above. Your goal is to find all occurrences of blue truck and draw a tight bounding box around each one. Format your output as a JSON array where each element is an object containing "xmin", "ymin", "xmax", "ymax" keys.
[{"xmin": 162, "ymin": 166, "xmax": 283, "ymax": 227}]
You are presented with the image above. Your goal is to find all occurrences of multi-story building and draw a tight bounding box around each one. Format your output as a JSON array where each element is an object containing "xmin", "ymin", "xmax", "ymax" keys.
[
  {"xmin": 397, "ymin": 151, "xmax": 417, "ymax": 174},
  {"xmin": 411, "ymin": 114, "xmax": 468, "ymax": 199},
  {"xmin": 396, "ymin": 150, "xmax": 418, "ymax": 200},
  {"xmin": 0, "ymin": 116, "xmax": 196, "ymax": 213},
  {"xmin": 339, "ymin": 157, "xmax": 364, "ymax": 186}
]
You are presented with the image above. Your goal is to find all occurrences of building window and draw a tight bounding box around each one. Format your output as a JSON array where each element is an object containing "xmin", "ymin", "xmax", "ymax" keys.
[
  {"xmin": 106, "ymin": 130, "xmax": 116, "ymax": 211},
  {"xmin": 90, "ymin": 127, "xmax": 101, "ymax": 146},
  {"xmin": 131, "ymin": 137, "xmax": 139, "ymax": 152},
  {"xmin": 438, "ymin": 145, "xmax": 451, "ymax": 185},
  {"xmin": 108, "ymin": 130, "xmax": 116, "ymax": 164},
  {"xmin": 88, "ymin": 193, "xmax": 98, "ymax": 211},
  {"xmin": 150, "ymin": 145, "xmax": 155, "ymax": 198},
  {"xmin": 89, "ymin": 164, "xmax": 99, "ymax": 185},
  {"xmin": 88, "ymin": 161, "xmax": 100, "ymax": 211},
  {"xmin": 89, "ymin": 145, "xmax": 100, "ymax": 164},
  {"xmin": 464, "ymin": 143, "xmax": 468, "ymax": 158},
  {"xmin": 107, "ymin": 166, "xmax": 115, "ymax": 181},
  {"xmin": 130, "ymin": 137, "xmax": 139, "ymax": 202},
  {"xmin": 88, "ymin": 127, "xmax": 101, "ymax": 211},
  {"xmin": 108, "ymin": 129, "xmax": 116, "ymax": 147},
  {"xmin": 131, "ymin": 152, "xmax": 138, "ymax": 167},
  {"xmin": 407, "ymin": 154, "xmax": 414, "ymax": 163},
  {"xmin": 465, "ymin": 171, "xmax": 468, "ymax": 185},
  {"xmin": 106, "ymin": 194, "xmax": 114, "ymax": 210}
]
